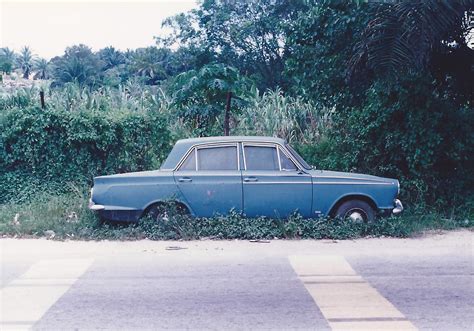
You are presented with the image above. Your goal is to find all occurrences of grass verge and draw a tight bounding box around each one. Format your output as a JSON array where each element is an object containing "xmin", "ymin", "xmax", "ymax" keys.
[{"xmin": 0, "ymin": 192, "xmax": 472, "ymax": 240}]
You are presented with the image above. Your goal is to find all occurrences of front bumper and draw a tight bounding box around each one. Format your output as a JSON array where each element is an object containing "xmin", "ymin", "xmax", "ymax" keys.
[{"xmin": 392, "ymin": 199, "xmax": 404, "ymax": 215}]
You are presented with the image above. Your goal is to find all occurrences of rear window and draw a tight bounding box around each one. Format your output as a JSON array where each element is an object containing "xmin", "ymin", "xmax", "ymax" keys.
[
  {"xmin": 197, "ymin": 146, "xmax": 238, "ymax": 171},
  {"xmin": 178, "ymin": 149, "xmax": 196, "ymax": 171}
]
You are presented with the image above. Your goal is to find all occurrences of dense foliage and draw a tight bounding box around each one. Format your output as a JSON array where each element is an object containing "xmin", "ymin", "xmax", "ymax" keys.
[
  {"xmin": 0, "ymin": 100, "xmax": 171, "ymax": 203},
  {"xmin": 1, "ymin": 0, "xmax": 473, "ymax": 226}
]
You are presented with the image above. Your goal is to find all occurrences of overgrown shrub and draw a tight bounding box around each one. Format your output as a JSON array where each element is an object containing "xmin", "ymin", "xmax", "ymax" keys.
[
  {"xmin": 0, "ymin": 105, "xmax": 172, "ymax": 203},
  {"xmin": 308, "ymin": 75, "xmax": 474, "ymax": 213}
]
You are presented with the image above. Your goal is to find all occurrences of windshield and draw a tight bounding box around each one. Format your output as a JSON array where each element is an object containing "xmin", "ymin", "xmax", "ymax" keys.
[{"xmin": 285, "ymin": 144, "xmax": 312, "ymax": 170}]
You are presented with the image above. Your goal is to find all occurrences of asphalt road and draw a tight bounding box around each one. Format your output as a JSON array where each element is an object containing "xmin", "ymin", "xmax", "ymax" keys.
[{"xmin": 1, "ymin": 230, "xmax": 472, "ymax": 330}]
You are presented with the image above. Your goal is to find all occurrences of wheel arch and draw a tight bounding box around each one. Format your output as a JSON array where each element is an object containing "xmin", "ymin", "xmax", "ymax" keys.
[
  {"xmin": 141, "ymin": 199, "xmax": 193, "ymax": 218},
  {"xmin": 328, "ymin": 194, "xmax": 378, "ymax": 217}
]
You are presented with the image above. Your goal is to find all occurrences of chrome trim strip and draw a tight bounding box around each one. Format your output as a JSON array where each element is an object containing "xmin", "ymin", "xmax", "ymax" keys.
[
  {"xmin": 241, "ymin": 142, "xmax": 304, "ymax": 172},
  {"xmin": 276, "ymin": 147, "xmax": 282, "ymax": 171},
  {"xmin": 171, "ymin": 139, "xmax": 305, "ymax": 171},
  {"xmin": 237, "ymin": 143, "xmax": 240, "ymax": 171},
  {"xmin": 243, "ymin": 181, "xmax": 312, "ymax": 185},
  {"xmin": 176, "ymin": 143, "xmax": 240, "ymax": 172},
  {"xmin": 314, "ymin": 175, "xmax": 394, "ymax": 183},
  {"xmin": 313, "ymin": 181, "xmax": 392, "ymax": 185},
  {"xmin": 278, "ymin": 146, "xmax": 297, "ymax": 171},
  {"xmin": 176, "ymin": 147, "xmax": 195, "ymax": 171},
  {"xmin": 194, "ymin": 148, "xmax": 198, "ymax": 170},
  {"xmin": 242, "ymin": 142, "xmax": 248, "ymax": 170}
]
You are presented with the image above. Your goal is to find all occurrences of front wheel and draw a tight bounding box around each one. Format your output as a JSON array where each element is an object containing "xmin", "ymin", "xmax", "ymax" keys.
[{"xmin": 334, "ymin": 200, "xmax": 375, "ymax": 223}]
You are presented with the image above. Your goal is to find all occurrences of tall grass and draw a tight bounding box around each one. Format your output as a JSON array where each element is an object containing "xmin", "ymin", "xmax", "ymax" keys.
[
  {"xmin": 0, "ymin": 82, "xmax": 174, "ymax": 114},
  {"xmin": 235, "ymin": 89, "xmax": 332, "ymax": 144}
]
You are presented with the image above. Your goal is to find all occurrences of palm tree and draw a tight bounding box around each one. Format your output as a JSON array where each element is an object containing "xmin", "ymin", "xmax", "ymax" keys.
[
  {"xmin": 98, "ymin": 46, "xmax": 125, "ymax": 70},
  {"xmin": 0, "ymin": 47, "xmax": 16, "ymax": 74},
  {"xmin": 349, "ymin": 1, "xmax": 473, "ymax": 76},
  {"xmin": 172, "ymin": 64, "xmax": 252, "ymax": 135},
  {"xmin": 130, "ymin": 47, "xmax": 177, "ymax": 84},
  {"xmin": 34, "ymin": 58, "xmax": 49, "ymax": 79},
  {"xmin": 50, "ymin": 45, "xmax": 102, "ymax": 87},
  {"xmin": 16, "ymin": 46, "xmax": 35, "ymax": 79}
]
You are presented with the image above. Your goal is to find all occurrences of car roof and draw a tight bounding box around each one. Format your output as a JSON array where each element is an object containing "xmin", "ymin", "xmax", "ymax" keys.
[
  {"xmin": 176, "ymin": 135, "xmax": 286, "ymax": 145},
  {"xmin": 160, "ymin": 136, "xmax": 286, "ymax": 170}
]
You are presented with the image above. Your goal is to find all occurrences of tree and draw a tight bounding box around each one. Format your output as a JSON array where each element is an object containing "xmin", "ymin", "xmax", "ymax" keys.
[
  {"xmin": 128, "ymin": 47, "xmax": 175, "ymax": 85},
  {"xmin": 97, "ymin": 46, "xmax": 125, "ymax": 70},
  {"xmin": 33, "ymin": 58, "xmax": 50, "ymax": 80},
  {"xmin": 171, "ymin": 63, "xmax": 254, "ymax": 136},
  {"xmin": 0, "ymin": 48, "xmax": 16, "ymax": 74},
  {"xmin": 50, "ymin": 45, "xmax": 103, "ymax": 87},
  {"xmin": 16, "ymin": 46, "xmax": 35, "ymax": 79},
  {"xmin": 349, "ymin": 0, "xmax": 473, "ymax": 102},
  {"xmin": 284, "ymin": 1, "xmax": 370, "ymax": 106},
  {"xmin": 161, "ymin": 0, "xmax": 306, "ymax": 90},
  {"xmin": 350, "ymin": 1, "xmax": 473, "ymax": 74}
]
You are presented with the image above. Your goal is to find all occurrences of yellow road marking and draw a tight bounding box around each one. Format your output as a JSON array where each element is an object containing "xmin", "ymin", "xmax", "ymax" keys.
[
  {"xmin": 0, "ymin": 258, "xmax": 93, "ymax": 330},
  {"xmin": 289, "ymin": 255, "xmax": 418, "ymax": 331}
]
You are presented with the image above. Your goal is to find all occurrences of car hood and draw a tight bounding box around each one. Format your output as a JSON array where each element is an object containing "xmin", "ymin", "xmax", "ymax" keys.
[{"xmin": 309, "ymin": 170, "xmax": 397, "ymax": 184}]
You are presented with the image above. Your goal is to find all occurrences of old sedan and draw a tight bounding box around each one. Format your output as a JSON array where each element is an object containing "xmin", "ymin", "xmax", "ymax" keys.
[{"xmin": 89, "ymin": 136, "xmax": 403, "ymax": 222}]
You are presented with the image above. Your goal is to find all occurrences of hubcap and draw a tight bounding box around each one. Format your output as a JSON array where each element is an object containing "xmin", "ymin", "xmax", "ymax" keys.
[
  {"xmin": 345, "ymin": 208, "xmax": 367, "ymax": 222},
  {"xmin": 348, "ymin": 212, "xmax": 364, "ymax": 222}
]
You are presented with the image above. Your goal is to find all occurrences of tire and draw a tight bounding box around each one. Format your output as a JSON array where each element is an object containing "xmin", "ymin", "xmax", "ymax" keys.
[
  {"xmin": 334, "ymin": 199, "xmax": 376, "ymax": 223},
  {"xmin": 145, "ymin": 202, "xmax": 189, "ymax": 223}
]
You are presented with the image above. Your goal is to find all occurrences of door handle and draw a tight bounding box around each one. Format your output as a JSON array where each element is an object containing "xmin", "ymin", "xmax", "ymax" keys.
[
  {"xmin": 243, "ymin": 177, "xmax": 258, "ymax": 182},
  {"xmin": 178, "ymin": 177, "xmax": 192, "ymax": 183}
]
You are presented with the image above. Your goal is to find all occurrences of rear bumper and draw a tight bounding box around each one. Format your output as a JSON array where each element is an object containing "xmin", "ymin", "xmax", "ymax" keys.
[
  {"xmin": 392, "ymin": 199, "xmax": 404, "ymax": 215},
  {"xmin": 88, "ymin": 198, "xmax": 141, "ymax": 222},
  {"xmin": 88, "ymin": 198, "xmax": 105, "ymax": 211}
]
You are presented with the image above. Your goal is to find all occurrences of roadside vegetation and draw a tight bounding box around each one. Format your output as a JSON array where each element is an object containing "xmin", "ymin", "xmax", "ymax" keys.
[
  {"xmin": 1, "ymin": 1, "xmax": 472, "ymax": 239},
  {"xmin": 0, "ymin": 189, "xmax": 471, "ymax": 240}
]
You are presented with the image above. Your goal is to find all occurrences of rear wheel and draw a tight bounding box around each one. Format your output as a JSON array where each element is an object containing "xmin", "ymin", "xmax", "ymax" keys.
[
  {"xmin": 334, "ymin": 200, "xmax": 375, "ymax": 223},
  {"xmin": 145, "ymin": 202, "xmax": 189, "ymax": 223}
]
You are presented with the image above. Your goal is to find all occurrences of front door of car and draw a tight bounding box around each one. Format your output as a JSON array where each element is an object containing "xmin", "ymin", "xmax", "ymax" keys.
[
  {"xmin": 242, "ymin": 143, "xmax": 312, "ymax": 218},
  {"xmin": 173, "ymin": 144, "xmax": 242, "ymax": 217}
]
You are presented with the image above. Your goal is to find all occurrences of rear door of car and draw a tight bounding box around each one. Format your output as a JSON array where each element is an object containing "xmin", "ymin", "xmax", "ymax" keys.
[
  {"xmin": 241, "ymin": 143, "xmax": 312, "ymax": 218},
  {"xmin": 173, "ymin": 143, "xmax": 242, "ymax": 217}
]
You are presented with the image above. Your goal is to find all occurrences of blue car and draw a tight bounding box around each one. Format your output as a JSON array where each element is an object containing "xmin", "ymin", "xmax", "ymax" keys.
[{"xmin": 89, "ymin": 136, "xmax": 403, "ymax": 222}]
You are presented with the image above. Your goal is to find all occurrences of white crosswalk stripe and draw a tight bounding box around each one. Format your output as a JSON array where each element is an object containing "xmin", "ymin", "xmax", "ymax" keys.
[
  {"xmin": 0, "ymin": 258, "xmax": 93, "ymax": 330},
  {"xmin": 289, "ymin": 255, "xmax": 418, "ymax": 331}
]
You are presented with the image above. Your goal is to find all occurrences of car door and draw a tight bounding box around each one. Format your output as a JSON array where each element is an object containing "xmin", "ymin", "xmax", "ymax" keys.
[
  {"xmin": 242, "ymin": 143, "xmax": 312, "ymax": 218},
  {"xmin": 173, "ymin": 143, "xmax": 242, "ymax": 217}
]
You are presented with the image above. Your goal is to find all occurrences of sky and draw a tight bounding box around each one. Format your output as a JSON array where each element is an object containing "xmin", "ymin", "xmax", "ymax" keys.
[{"xmin": 0, "ymin": 0, "xmax": 197, "ymax": 59}]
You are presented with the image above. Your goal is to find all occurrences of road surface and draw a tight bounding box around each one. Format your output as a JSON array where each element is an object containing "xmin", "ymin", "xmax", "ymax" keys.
[{"xmin": 1, "ymin": 230, "xmax": 472, "ymax": 330}]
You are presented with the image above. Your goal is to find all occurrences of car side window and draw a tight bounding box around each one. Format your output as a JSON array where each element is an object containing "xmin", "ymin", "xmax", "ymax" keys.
[
  {"xmin": 197, "ymin": 146, "xmax": 238, "ymax": 171},
  {"xmin": 178, "ymin": 149, "xmax": 196, "ymax": 171},
  {"xmin": 279, "ymin": 149, "xmax": 297, "ymax": 171},
  {"xmin": 244, "ymin": 146, "xmax": 279, "ymax": 170}
]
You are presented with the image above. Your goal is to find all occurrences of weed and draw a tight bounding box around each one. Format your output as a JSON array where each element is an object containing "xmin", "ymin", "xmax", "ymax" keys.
[{"xmin": 1, "ymin": 192, "xmax": 471, "ymax": 241}]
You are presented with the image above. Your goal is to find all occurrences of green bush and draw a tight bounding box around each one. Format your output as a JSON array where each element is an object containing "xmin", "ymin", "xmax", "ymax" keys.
[
  {"xmin": 0, "ymin": 105, "xmax": 172, "ymax": 203},
  {"xmin": 303, "ymin": 75, "xmax": 473, "ymax": 214}
]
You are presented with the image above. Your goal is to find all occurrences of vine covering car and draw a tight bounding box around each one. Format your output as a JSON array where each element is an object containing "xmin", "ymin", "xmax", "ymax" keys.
[{"xmin": 89, "ymin": 136, "xmax": 403, "ymax": 222}]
